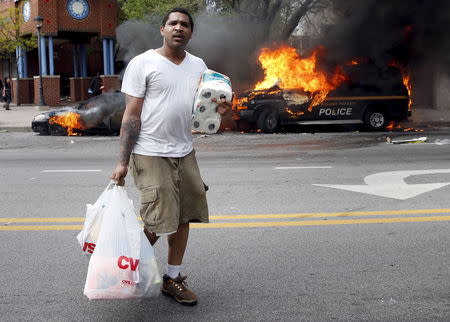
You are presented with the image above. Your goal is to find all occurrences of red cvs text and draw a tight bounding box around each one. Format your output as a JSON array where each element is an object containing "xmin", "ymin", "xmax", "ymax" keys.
[
  {"xmin": 117, "ymin": 256, "xmax": 140, "ymax": 271},
  {"xmin": 83, "ymin": 242, "xmax": 96, "ymax": 254}
]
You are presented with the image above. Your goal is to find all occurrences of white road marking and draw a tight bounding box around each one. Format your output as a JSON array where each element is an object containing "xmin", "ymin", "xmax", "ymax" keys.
[
  {"xmin": 275, "ymin": 166, "xmax": 333, "ymax": 170},
  {"xmin": 41, "ymin": 170, "xmax": 103, "ymax": 173},
  {"xmin": 314, "ymin": 169, "xmax": 450, "ymax": 200}
]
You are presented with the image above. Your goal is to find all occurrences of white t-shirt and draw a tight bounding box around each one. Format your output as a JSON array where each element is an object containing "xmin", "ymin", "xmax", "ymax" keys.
[{"xmin": 121, "ymin": 49, "xmax": 207, "ymax": 157}]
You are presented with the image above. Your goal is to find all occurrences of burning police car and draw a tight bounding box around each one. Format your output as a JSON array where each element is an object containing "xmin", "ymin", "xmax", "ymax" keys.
[
  {"xmin": 232, "ymin": 44, "xmax": 411, "ymax": 132},
  {"xmin": 32, "ymin": 92, "xmax": 125, "ymax": 136},
  {"xmin": 233, "ymin": 65, "xmax": 410, "ymax": 132}
]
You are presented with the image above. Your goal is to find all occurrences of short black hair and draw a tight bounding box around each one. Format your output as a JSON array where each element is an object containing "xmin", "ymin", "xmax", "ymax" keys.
[{"xmin": 162, "ymin": 7, "xmax": 194, "ymax": 31}]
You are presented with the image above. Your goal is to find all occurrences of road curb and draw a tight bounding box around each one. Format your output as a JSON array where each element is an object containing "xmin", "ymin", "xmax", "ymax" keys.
[{"xmin": 0, "ymin": 126, "xmax": 32, "ymax": 133}]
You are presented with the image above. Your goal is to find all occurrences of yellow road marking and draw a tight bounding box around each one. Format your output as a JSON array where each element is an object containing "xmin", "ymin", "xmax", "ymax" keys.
[
  {"xmin": 192, "ymin": 216, "xmax": 450, "ymax": 228},
  {"xmin": 211, "ymin": 208, "xmax": 450, "ymax": 220},
  {"xmin": 0, "ymin": 225, "xmax": 83, "ymax": 231},
  {"xmin": 1, "ymin": 216, "xmax": 450, "ymax": 231},
  {"xmin": 0, "ymin": 218, "xmax": 85, "ymax": 223},
  {"xmin": 1, "ymin": 208, "xmax": 449, "ymax": 223}
]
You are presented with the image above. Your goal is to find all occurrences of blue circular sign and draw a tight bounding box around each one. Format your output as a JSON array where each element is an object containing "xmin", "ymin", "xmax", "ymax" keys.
[{"xmin": 67, "ymin": 0, "xmax": 90, "ymax": 20}]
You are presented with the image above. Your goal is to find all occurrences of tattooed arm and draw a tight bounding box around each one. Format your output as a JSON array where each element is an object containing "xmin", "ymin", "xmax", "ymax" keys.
[{"xmin": 110, "ymin": 94, "xmax": 144, "ymax": 186}]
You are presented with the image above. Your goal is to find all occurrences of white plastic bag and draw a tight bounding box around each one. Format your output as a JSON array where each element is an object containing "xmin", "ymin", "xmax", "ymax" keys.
[
  {"xmin": 83, "ymin": 184, "xmax": 162, "ymax": 300},
  {"xmin": 77, "ymin": 181, "xmax": 114, "ymax": 256}
]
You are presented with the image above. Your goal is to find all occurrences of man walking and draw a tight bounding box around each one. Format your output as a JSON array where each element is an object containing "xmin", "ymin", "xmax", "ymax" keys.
[
  {"xmin": 111, "ymin": 8, "xmax": 230, "ymax": 306},
  {"xmin": 3, "ymin": 77, "xmax": 11, "ymax": 110},
  {"xmin": 88, "ymin": 73, "xmax": 103, "ymax": 96}
]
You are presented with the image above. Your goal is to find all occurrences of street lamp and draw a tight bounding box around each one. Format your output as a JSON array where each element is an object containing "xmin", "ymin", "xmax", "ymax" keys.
[{"xmin": 34, "ymin": 16, "xmax": 46, "ymax": 106}]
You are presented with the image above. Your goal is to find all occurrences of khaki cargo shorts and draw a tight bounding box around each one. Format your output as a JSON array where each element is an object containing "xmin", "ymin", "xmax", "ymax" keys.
[{"xmin": 130, "ymin": 150, "xmax": 209, "ymax": 235}]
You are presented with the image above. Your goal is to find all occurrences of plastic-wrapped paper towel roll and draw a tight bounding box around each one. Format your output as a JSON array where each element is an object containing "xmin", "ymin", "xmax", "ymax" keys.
[{"xmin": 192, "ymin": 69, "xmax": 232, "ymax": 134}]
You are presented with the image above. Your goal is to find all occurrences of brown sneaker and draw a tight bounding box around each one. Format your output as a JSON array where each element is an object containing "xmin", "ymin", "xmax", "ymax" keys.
[{"xmin": 161, "ymin": 274, "xmax": 198, "ymax": 306}]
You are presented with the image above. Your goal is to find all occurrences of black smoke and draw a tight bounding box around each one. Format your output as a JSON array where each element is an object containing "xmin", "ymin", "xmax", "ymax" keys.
[
  {"xmin": 116, "ymin": 13, "xmax": 268, "ymax": 90},
  {"xmin": 320, "ymin": 0, "xmax": 450, "ymax": 70},
  {"xmin": 55, "ymin": 92, "xmax": 125, "ymax": 131},
  {"xmin": 116, "ymin": 16, "xmax": 162, "ymax": 68},
  {"xmin": 115, "ymin": 1, "xmax": 450, "ymax": 95},
  {"xmin": 78, "ymin": 92, "xmax": 125, "ymax": 129}
]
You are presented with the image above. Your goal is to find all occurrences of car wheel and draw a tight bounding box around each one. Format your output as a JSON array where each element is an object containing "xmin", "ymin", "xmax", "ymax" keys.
[
  {"xmin": 364, "ymin": 109, "xmax": 388, "ymax": 131},
  {"xmin": 49, "ymin": 124, "xmax": 67, "ymax": 136},
  {"xmin": 38, "ymin": 127, "xmax": 50, "ymax": 135},
  {"xmin": 257, "ymin": 108, "xmax": 279, "ymax": 133}
]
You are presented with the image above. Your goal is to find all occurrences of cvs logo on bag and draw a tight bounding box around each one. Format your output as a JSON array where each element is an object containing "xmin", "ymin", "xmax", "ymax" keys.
[
  {"xmin": 83, "ymin": 242, "xmax": 96, "ymax": 254},
  {"xmin": 122, "ymin": 280, "xmax": 135, "ymax": 286},
  {"xmin": 117, "ymin": 256, "xmax": 140, "ymax": 271}
]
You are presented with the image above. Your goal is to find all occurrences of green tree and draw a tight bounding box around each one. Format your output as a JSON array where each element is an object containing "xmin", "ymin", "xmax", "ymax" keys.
[
  {"xmin": 118, "ymin": 0, "xmax": 205, "ymax": 21},
  {"xmin": 0, "ymin": 6, "xmax": 37, "ymax": 105}
]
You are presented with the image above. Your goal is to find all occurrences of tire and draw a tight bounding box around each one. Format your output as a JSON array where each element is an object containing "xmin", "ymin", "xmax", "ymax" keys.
[
  {"xmin": 364, "ymin": 108, "xmax": 388, "ymax": 131},
  {"xmin": 257, "ymin": 108, "xmax": 279, "ymax": 133},
  {"xmin": 38, "ymin": 126, "xmax": 50, "ymax": 135},
  {"xmin": 49, "ymin": 124, "xmax": 68, "ymax": 136}
]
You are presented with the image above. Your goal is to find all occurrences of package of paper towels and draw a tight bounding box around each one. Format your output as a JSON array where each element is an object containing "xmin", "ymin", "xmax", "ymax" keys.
[{"xmin": 192, "ymin": 69, "xmax": 232, "ymax": 134}]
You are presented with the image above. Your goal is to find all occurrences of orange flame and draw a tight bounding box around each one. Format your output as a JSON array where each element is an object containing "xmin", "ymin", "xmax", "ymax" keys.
[
  {"xmin": 386, "ymin": 121, "xmax": 402, "ymax": 131},
  {"xmin": 232, "ymin": 95, "xmax": 248, "ymax": 110},
  {"xmin": 402, "ymin": 73, "xmax": 412, "ymax": 110},
  {"xmin": 386, "ymin": 120, "xmax": 424, "ymax": 132},
  {"xmin": 345, "ymin": 57, "xmax": 369, "ymax": 66},
  {"xmin": 403, "ymin": 127, "xmax": 424, "ymax": 132},
  {"xmin": 285, "ymin": 107, "xmax": 305, "ymax": 117},
  {"xmin": 49, "ymin": 112, "xmax": 84, "ymax": 136},
  {"xmin": 254, "ymin": 46, "xmax": 347, "ymax": 110},
  {"xmin": 231, "ymin": 95, "xmax": 248, "ymax": 120},
  {"xmin": 389, "ymin": 60, "xmax": 413, "ymax": 111}
]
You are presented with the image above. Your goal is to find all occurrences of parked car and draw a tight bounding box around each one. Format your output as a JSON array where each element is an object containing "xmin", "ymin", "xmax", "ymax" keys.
[
  {"xmin": 233, "ymin": 65, "xmax": 411, "ymax": 132},
  {"xmin": 32, "ymin": 92, "xmax": 125, "ymax": 136}
]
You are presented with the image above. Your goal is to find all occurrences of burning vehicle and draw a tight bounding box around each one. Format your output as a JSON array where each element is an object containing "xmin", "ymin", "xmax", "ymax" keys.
[
  {"xmin": 32, "ymin": 92, "xmax": 125, "ymax": 136},
  {"xmin": 232, "ymin": 46, "xmax": 411, "ymax": 132}
]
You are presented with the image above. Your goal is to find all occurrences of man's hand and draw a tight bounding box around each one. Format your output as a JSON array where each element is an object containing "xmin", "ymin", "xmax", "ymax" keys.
[
  {"xmin": 110, "ymin": 163, "xmax": 128, "ymax": 186},
  {"xmin": 212, "ymin": 97, "xmax": 232, "ymax": 116}
]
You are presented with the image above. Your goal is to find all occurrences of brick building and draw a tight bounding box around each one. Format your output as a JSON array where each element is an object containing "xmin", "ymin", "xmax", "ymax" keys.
[{"xmin": 0, "ymin": 0, "xmax": 119, "ymax": 106}]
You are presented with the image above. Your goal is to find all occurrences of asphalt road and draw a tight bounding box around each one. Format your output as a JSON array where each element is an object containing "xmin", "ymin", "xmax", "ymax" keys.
[{"xmin": 1, "ymin": 129, "xmax": 450, "ymax": 321}]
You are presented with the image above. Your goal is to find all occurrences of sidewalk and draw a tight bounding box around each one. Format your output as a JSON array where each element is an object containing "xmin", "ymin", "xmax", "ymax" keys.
[
  {"xmin": 404, "ymin": 108, "xmax": 450, "ymax": 128},
  {"xmin": 0, "ymin": 104, "xmax": 52, "ymax": 132},
  {"xmin": 0, "ymin": 103, "xmax": 449, "ymax": 133}
]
